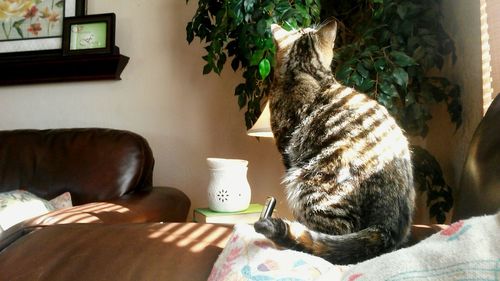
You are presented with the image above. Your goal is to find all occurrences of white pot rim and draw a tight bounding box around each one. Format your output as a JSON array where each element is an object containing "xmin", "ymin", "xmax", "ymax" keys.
[{"xmin": 207, "ymin": 157, "xmax": 248, "ymax": 169}]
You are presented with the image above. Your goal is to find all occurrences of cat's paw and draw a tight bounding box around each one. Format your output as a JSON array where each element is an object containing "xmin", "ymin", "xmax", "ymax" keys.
[{"xmin": 254, "ymin": 217, "xmax": 287, "ymax": 239}]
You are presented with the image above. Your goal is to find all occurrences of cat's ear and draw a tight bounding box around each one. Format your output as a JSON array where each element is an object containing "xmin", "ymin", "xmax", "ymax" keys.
[
  {"xmin": 271, "ymin": 24, "xmax": 289, "ymax": 49},
  {"xmin": 317, "ymin": 21, "xmax": 337, "ymax": 49}
]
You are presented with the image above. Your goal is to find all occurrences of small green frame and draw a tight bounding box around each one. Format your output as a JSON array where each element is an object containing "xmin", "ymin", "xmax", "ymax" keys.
[{"xmin": 62, "ymin": 13, "xmax": 115, "ymax": 55}]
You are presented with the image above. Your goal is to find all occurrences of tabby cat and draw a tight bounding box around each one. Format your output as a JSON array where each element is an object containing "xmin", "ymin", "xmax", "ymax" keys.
[{"xmin": 254, "ymin": 21, "xmax": 415, "ymax": 265}]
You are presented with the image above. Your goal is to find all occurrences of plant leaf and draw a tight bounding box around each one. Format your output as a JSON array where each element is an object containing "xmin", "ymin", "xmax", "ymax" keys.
[
  {"xmin": 186, "ymin": 24, "xmax": 194, "ymax": 43},
  {"xmin": 358, "ymin": 79, "xmax": 375, "ymax": 92},
  {"xmin": 202, "ymin": 64, "xmax": 212, "ymax": 75},
  {"xmin": 256, "ymin": 19, "xmax": 268, "ymax": 36},
  {"xmin": 244, "ymin": 0, "xmax": 256, "ymax": 12},
  {"xmin": 231, "ymin": 57, "xmax": 240, "ymax": 71},
  {"xmin": 379, "ymin": 82, "xmax": 398, "ymax": 97},
  {"xmin": 392, "ymin": 67, "xmax": 408, "ymax": 88},
  {"xmin": 335, "ymin": 64, "xmax": 353, "ymax": 82},
  {"xmin": 13, "ymin": 19, "xmax": 25, "ymax": 28},
  {"xmin": 374, "ymin": 59, "xmax": 386, "ymax": 72},
  {"xmin": 259, "ymin": 58, "xmax": 271, "ymax": 79},
  {"xmin": 13, "ymin": 19, "xmax": 25, "ymax": 38},
  {"xmin": 250, "ymin": 50, "xmax": 264, "ymax": 66},
  {"xmin": 397, "ymin": 4, "xmax": 409, "ymax": 19},
  {"xmin": 356, "ymin": 63, "xmax": 370, "ymax": 78},
  {"xmin": 350, "ymin": 72, "xmax": 363, "ymax": 87},
  {"xmin": 390, "ymin": 51, "xmax": 417, "ymax": 67}
]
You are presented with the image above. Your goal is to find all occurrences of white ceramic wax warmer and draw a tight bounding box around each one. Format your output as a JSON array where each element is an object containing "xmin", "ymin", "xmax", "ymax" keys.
[{"xmin": 206, "ymin": 158, "xmax": 251, "ymax": 212}]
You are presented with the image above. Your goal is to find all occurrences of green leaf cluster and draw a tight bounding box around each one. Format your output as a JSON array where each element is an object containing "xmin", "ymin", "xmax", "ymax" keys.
[
  {"xmin": 327, "ymin": 0, "xmax": 462, "ymax": 137},
  {"xmin": 412, "ymin": 145, "xmax": 453, "ymax": 223},
  {"xmin": 186, "ymin": 0, "xmax": 321, "ymax": 128}
]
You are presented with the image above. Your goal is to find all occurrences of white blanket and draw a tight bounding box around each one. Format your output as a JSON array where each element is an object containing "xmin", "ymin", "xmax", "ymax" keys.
[
  {"xmin": 330, "ymin": 211, "xmax": 500, "ymax": 281},
  {"xmin": 209, "ymin": 212, "xmax": 500, "ymax": 281}
]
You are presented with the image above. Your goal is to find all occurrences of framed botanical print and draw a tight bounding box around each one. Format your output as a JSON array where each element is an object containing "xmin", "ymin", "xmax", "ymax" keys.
[{"xmin": 0, "ymin": 0, "xmax": 87, "ymax": 53}]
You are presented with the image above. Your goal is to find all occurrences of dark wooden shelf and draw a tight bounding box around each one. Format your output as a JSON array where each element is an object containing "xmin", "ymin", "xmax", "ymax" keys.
[{"xmin": 0, "ymin": 47, "xmax": 129, "ymax": 86}]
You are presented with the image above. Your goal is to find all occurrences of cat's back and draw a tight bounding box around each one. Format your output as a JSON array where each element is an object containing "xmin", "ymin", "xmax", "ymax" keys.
[{"xmin": 288, "ymin": 82, "xmax": 411, "ymax": 172}]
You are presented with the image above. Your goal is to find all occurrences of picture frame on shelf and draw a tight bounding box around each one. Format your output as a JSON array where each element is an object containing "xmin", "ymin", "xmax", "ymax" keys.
[
  {"xmin": 62, "ymin": 13, "xmax": 115, "ymax": 56},
  {"xmin": 0, "ymin": 0, "xmax": 87, "ymax": 54}
]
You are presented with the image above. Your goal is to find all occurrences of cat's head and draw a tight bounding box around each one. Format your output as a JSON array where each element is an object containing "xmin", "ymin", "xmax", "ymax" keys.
[{"xmin": 271, "ymin": 21, "xmax": 337, "ymax": 75}]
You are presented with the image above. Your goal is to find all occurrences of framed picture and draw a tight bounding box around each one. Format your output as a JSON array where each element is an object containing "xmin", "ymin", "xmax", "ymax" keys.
[
  {"xmin": 62, "ymin": 13, "xmax": 115, "ymax": 55},
  {"xmin": 0, "ymin": 0, "xmax": 87, "ymax": 54}
]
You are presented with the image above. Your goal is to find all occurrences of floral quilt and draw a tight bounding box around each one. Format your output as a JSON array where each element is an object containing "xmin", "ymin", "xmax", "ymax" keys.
[{"xmin": 209, "ymin": 211, "xmax": 500, "ymax": 281}]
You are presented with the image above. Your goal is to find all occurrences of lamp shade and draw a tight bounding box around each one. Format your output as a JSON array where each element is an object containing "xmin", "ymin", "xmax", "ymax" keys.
[{"xmin": 247, "ymin": 102, "xmax": 274, "ymax": 138}]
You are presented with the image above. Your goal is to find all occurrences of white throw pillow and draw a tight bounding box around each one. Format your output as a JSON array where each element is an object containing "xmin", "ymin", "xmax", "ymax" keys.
[
  {"xmin": 0, "ymin": 190, "xmax": 55, "ymax": 231},
  {"xmin": 49, "ymin": 191, "xmax": 73, "ymax": 209}
]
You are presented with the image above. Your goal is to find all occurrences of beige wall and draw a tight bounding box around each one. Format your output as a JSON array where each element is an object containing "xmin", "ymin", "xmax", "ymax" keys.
[
  {"xmin": 0, "ymin": 1, "xmax": 289, "ymax": 218},
  {"xmin": 0, "ymin": 1, "xmax": 485, "ymax": 222}
]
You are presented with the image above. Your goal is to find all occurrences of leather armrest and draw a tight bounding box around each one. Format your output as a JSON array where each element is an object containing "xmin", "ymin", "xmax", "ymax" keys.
[
  {"xmin": 25, "ymin": 187, "xmax": 191, "ymax": 226},
  {"xmin": 107, "ymin": 186, "xmax": 191, "ymax": 222}
]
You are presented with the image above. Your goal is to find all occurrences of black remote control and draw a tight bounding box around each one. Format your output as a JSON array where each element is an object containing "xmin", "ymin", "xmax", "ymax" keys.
[{"xmin": 260, "ymin": 196, "xmax": 276, "ymax": 219}]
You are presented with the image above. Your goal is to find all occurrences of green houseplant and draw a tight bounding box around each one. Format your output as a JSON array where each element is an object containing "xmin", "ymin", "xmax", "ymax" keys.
[{"xmin": 186, "ymin": 0, "xmax": 460, "ymax": 223}]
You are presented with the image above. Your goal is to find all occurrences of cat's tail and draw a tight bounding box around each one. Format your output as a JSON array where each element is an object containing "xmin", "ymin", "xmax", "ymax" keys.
[{"xmin": 254, "ymin": 218, "xmax": 404, "ymax": 265}]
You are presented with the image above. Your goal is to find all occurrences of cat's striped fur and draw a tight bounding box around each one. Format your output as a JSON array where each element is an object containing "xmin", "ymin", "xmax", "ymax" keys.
[{"xmin": 254, "ymin": 21, "xmax": 415, "ymax": 265}]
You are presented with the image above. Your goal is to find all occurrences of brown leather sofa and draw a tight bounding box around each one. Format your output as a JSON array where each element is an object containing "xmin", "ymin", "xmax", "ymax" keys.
[
  {"xmin": 452, "ymin": 95, "xmax": 500, "ymax": 221},
  {"xmin": 0, "ymin": 128, "xmax": 190, "ymax": 246},
  {"xmin": 0, "ymin": 95, "xmax": 498, "ymax": 281}
]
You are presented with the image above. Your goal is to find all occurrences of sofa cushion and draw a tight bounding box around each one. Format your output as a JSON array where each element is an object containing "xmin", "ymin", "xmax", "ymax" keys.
[{"xmin": 0, "ymin": 222, "xmax": 233, "ymax": 281}]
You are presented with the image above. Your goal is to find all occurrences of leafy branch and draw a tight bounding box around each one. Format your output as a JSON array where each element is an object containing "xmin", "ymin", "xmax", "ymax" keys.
[
  {"xmin": 327, "ymin": 0, "xmax": 462, "ymax": 137},
  {"xmin": 186, "ymin": 0, "xmax": 321, "ymax": 128}
]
